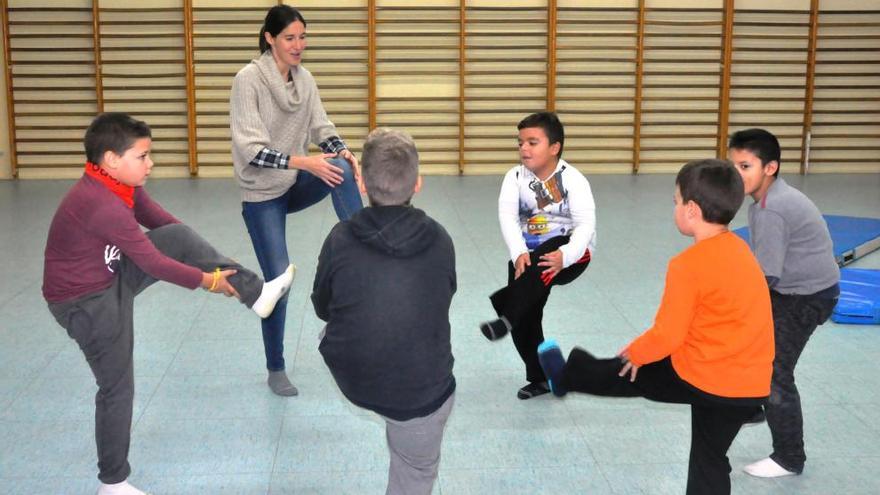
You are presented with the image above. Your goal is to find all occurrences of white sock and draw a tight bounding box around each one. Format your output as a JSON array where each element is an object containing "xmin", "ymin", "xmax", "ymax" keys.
[
  {"xmin": 253, "ymin": 264, "xmax": 295, "ymax": 318},
  {"xmin": 97, "ymin": 480, "xmax": 147, "ymax": 495},
  {"xmin": 743, "ymin": 457, "xmax": 797, "ymax": 478}
]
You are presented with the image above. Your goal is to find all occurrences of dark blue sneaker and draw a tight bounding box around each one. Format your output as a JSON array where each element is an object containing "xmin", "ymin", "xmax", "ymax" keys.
[{"xmin": 537, "ymin": 339, "xmax": 567, "ymax": 397}]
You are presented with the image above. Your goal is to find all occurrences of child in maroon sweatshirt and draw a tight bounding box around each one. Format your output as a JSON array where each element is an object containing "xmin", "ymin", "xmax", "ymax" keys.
[{"xmin": 42, "ymin": 113, "xmax": 293, "ymax": 495}]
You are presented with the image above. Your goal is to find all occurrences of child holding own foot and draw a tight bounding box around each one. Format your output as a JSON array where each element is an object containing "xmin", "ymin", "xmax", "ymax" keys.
[
  {"xmin": 479, "ymin": 111, "xmax": 596, "ymax": 400},
  {"xmin": 729, "ymin": 128, "xmax": 840, "ymax": 478},
  {"xmin": 42, "ymin": 113, "xmax": 293, "ymax": 495},
  {"xmin": 537, "ymin": 159, "xmax": 774, "ymax": 495}
]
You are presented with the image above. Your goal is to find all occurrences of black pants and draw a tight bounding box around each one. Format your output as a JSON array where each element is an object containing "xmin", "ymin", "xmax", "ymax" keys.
[
  {"xmin": 766, "ymin": 290, "xmax": 837, "ymax": 473},
  {"xmin": 48, "ymin": 224, "xmax": 263, "ymax": 483},
  {"xmin": 489, "ymin": 236, "xmax": 589, "ymax": 383},
  {"xmin": 562, "ymin": 350, "xmax": 762, "ymax": 495}
]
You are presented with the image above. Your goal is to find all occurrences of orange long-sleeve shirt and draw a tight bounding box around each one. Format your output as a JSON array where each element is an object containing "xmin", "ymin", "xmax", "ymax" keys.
[{"xmin": 627, "ymin": 232, "xmax": 774, "ymax": 398}]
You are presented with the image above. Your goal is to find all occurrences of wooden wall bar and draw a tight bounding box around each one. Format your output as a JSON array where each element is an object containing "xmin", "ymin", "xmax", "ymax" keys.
[
  {"xmin": 716, "ymin": 0, "xmax": 734, "ymax": 158},
  {"xmin": 1, "ymin": 0, "xmax": 18, "ymax": 177},
  {"xmin": 2, "ymin": 0, "xmax": 878, "ymax": 178}
]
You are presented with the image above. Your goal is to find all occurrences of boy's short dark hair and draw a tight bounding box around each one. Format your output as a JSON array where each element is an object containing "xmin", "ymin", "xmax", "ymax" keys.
[
  {"xmin": 517, "ymin": 111, "xmax": 564, "ymax": 159},
  {"xmin": 84, "ymin": 112, "xmax": 152, "ymax": 164},
  {"xmin": 728, "ymin": 128, "xmax": 781, "ymax": 178},
  {"xmin": 676, "ymin": 158, "xmax": 744, "ymax": 226},
  {"xmin": 361, "ymin": 128, "xmax": 419, "ymax": 206}
]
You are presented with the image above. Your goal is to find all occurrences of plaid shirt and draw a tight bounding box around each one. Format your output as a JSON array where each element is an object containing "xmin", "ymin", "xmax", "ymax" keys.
[{"xmin": 248, "ymin": 136, "xmax": 347, "ymax": 169}]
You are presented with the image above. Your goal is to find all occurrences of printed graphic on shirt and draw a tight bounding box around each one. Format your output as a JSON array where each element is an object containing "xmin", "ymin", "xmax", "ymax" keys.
[
  {"xmin": 520, "ymin": 170, "xmax": 571, "ymax": 250},
  {"xmin": 104, "ymin": 244, "xmax": 121, "ymax": 273}
]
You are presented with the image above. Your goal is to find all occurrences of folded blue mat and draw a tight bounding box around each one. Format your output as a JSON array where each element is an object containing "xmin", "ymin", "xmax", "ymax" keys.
[{"xmin": 833, "ymin": 268, "xmax": 880, "ymax": 325}]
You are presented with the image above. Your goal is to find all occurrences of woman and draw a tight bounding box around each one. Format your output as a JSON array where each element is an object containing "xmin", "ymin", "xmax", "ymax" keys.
[{"xmin": 230, "ymin": 5, "xmax": 363, "ymax": 396}]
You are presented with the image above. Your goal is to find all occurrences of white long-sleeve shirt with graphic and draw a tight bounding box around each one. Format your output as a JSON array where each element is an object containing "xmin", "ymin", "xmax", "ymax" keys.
[{"xmin": 498, "ymin": 159, "xmax": 597, "ymax": 268}]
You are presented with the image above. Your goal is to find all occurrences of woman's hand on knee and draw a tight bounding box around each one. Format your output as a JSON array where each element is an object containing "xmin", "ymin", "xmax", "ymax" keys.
[
  {"xmin": 338, "ymin": 148, "xmax": 361, "ymax": 182},
  {"xmin": 296, "ymin": 153, "xmax": 344, "ymax": 186}
]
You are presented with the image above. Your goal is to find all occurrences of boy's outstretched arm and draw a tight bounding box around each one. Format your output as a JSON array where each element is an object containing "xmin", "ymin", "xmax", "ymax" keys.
[{"xmin": 201, "ymin": 268, "xmax": 240, "ymax": 298}]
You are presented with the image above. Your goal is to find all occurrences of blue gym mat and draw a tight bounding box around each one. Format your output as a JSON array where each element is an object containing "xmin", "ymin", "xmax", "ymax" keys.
[
  {"xmin": 733, "ymin": 215, "xmax": 880, "ymax": 267},
  {"xmin": 833, "ymin": 268, "xmax": 880, "ymax": 325}
]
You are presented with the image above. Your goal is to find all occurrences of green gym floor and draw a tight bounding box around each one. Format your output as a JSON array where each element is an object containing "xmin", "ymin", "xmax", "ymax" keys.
[{"xmin": 1, "ymin": 173, "xmax": 879, "ymax": 494}]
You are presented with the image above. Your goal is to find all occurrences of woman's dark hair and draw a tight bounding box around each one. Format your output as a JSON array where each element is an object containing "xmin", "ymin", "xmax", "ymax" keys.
[{"xmin": 259, "ymin": 5, "xmax": 307, "ymax": 53}]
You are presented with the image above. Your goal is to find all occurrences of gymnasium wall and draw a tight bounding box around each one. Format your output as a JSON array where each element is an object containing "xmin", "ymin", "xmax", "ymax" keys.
[{"xmin": 1, "ymin": 0, "xmax": 878, "ymax": 179}]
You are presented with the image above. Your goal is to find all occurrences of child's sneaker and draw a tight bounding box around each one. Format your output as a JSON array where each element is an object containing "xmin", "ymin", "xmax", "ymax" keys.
[
  {"xmin": 253, "ymin": 264, "xmax": 295, "ymax": 318},
  {"xmin": 516, "ymin": 381, "xmax": 550, "ymax": 400},
  {"xmin": 479, "ymin": 316, "xmax": 511, "ymax": 341},
  {"xmin": 537, "ymin": 338, "xmax": 567, "ymax": 397},
  {"xmin": 743, "ymin": 457, "xmax": 798, "ymax": 478}
]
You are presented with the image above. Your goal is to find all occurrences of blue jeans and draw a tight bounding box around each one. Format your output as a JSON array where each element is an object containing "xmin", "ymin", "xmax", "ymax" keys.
[{"xmin": 241, "ymin": 157, "xmax": 363, "ymax": 371}]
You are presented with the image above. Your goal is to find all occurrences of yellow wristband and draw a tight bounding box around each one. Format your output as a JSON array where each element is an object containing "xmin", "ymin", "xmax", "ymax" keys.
[{"xmin": 208, "ymin": 268, "xmax": 220, "ymax": 292}]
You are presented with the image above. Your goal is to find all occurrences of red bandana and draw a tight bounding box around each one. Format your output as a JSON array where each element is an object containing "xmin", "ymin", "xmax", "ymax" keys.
[{"xmin": 84, "ymin": 162, "xmax": 135, "ymax": 208}]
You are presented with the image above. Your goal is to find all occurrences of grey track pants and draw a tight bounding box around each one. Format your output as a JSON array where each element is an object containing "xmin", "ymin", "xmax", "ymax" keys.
[
  {"xmin": 383, "ymin": 393, "xmax": 455, "ymax": 495},
  {"xmin": 48, "ymin": 223, "xmax": 263, "ymax": 483}
]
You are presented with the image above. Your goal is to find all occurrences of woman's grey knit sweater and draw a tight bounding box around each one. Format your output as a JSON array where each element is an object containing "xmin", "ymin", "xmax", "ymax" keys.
[{"xmin": 230, "ymin": 51, "xmax": 341, "ymax": 202}]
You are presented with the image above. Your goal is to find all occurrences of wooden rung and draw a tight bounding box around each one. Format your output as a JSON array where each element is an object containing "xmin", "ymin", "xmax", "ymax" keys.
[
  {"xmin": 800, "ymin": 120, "xmax": 877, "ymax": 127},
  {"xmin": 103, "ymin": 73, "xmax": 187, "ymax": 78},
  {"xmin": 810, "ymin": 134, "xmax": 880, "ymax": 139},
  {"xmin": 98, "ymin": 21, "xmax": 184, "ymax": 26},
  {"xmin": 13, "ymin": 48, "xmax": 95, "ymax": 53},
  {"xmin": 644, "ymin": 20, "xmax": 723, "ymax": 27},
  {"xmin": 11, "ymin": 61, "xmax": 97, "ymax": 66},
  {"xmin": 810, "ymin": 146, "xmax": 880, "ymax": 151},
  {"xmin": 731, "ymin": 60, "xmax": 810, "ymax": 66},
  {"xmin": 817, "ymin": 47, "xmax": 878, "ymax": 53},
  {"xmin": 102, "ymin": 33, "xmax": 184, "ymax": 39},
  {"xmin": 814, "ymin": 84, "xmax": 880, "ymax": 89},
  {"xmin": 101, "ymin": 85, "xmax": 186, "ymax": 90},
  {"xmin": 101, "ymin": 59, "xmax": 185, "ymax": 64},
  {"xmin": 646, "ymin": 7, "xmax": 720, "ymax": 12},
  {"xmin": 641, "ymin": 121, "xmax": 725, "ymax": 126},
  {"xmin": 12, "ymin": 85, "xmax": 95, "ymax": 91},
  {"xmin": 807, "ymin": 158, "xmax": 880, "ymax": 163},
  {"xmin": 734, "ymin": 34, "xmax": 809, "ymax": 40},
  {"xmin": 731, "ymin": 21, "xmax": 809, "ymax": 28},
  {"xmin": 8, "ymin": 20, "xmax": 92, "ymax": 26},
  {"xmin": 10, "ymin": 34, "xmax": 92, "ymax": 39},
  {"xmin": 98, "ymin": 7, "xmax": 181, "ymax": 12},
  {"xmin": 816, "ymin": 60, "xmax": 880, "ymax": 65},
  {"xmin": 7, "ymin": 7, "xmax": 90, "ymax": 11}
]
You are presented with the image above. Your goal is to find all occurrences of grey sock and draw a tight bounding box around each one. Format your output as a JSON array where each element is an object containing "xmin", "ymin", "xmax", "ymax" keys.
[{"xmin": 268, "ymin": 370, "xmax": 299, "ymax": 397}]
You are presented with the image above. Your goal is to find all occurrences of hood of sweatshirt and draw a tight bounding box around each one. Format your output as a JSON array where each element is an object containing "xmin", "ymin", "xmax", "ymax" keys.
[
  {"xmin": 253, "ymin": 51, "xmax": 306, "ymax": 112},
  {"xmin": 348, "ymin": 206, "xmax": 439, "ymax": 258}
]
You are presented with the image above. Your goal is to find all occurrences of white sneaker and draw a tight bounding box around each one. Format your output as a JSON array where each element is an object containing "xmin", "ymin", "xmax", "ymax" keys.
[
  {"xmin": 743, "ymin": 457, "xmax": 797, "ymax": 478},
  {"xmin": 253, "ymin": 264, "xmax": 295, "ymax": 318},
  {"xmin": 97, "ymin": 480, "xmax": 148, "ymax": 495}
]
